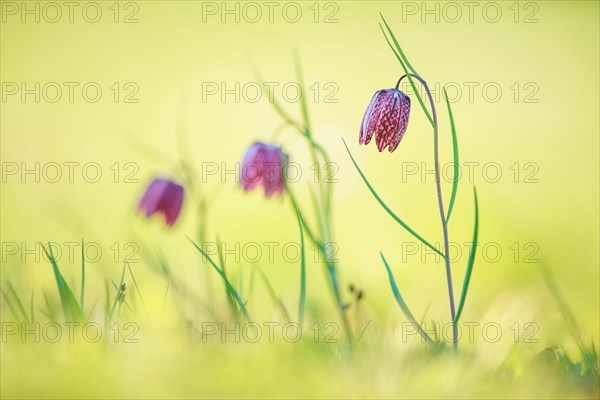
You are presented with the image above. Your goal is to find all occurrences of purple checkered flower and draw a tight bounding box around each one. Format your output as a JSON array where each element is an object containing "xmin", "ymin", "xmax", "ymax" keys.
[
  {"xmin": 139, "ymin": 178, "xmax": 184, "ymax": 227},
  {"xmin": 359, "ymin": 88, "xmax": 411, "ymax": 152},
  {"xmin": 240, "ymin": 142, "xmax": 288, "ymax": 197}
]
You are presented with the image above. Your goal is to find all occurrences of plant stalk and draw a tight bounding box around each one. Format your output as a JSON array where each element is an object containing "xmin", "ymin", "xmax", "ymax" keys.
[{"xmin": 399, "ymin": 73, "xmax": 457, "ymax": 351}]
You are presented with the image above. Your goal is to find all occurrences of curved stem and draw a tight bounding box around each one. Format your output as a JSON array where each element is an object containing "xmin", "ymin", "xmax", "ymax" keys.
[{"xmin": 399, "ymin": 73, "xmax": 458, "ymax": 351}]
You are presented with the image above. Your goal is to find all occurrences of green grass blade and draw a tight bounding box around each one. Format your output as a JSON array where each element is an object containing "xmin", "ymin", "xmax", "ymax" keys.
[
  {"xmin": 380, "ymin": 252, "xmax": 434, "ymax": 345},
  {"xmin": 254, "ymin": 70, "xmax": 305, "ymax": 134},
  {"xmin": 109, "ymin": 263, "xmax": 126, "ymax": 320},
  {"xmin": 453, "ymin": 187, "xmax": 479, "ymax": 324},
  {"xmin": 80, "ymin": 238, "xmax": 85, "ymax": 309},
  {"xmin": 249, "ymin": 263, "xmax": 257, "ymax": 304},
  {"xmin": 297, "ymin": 210, "xmax": 307, "ymax": 328},
  {"xmin": 293, "ymin": 50, "xmax": 311, "ymax": 135},
  {"xmin": 540, "ymin": 261, "xmax": 599, "ymax": 376},
  {"xmin": 128, "ymin": 263, "xmax": 147, "ymax": 314},
  {"xmin": 378, "ymin": 20, "xmax": 434, "ymax": 128},
  {"xmin": 216, "ymin": 236, "xmax": 238, "ymax": 317},
  {"xmin": 343, "ymin": 139, "xmax": 444, "ymax": 257},
  {"xmin": 379, "ymin": 13, "xmax": 420, "ymax": 77},
  {"xmin": 8, "ymin": 282, "xmax": 29, "ymax": 322},
  {"xmin": 30, "ymin": 292, "xmax": 35, "ymax": 322},
  {"xmin": 42, "ymin": 242, "xmax": 83, "ymax": 321},
  {"xmin": 238, "ymin": 268, "xmax": 244, "ymax": 301},
  {"xmin": 1, "ymin": 286, "xmax": 25, "ymax": 321},
  {"xmin": 444, "ymin": 89, "xmax": 460, "ymax": 222},
  {"xmin": 42, "ymin": 290, "xmax": 59, "ymax": 321},
  {"xmin": 285, "ymin": 180, "xmax": 318, "ymax": 245},
  {"xmin": 257, "ymin": 264, "xmax": 291, "ymax": 322},
  {"xmin": 187, "ymin": 237, "xmax": 250, "ymax": 320}
]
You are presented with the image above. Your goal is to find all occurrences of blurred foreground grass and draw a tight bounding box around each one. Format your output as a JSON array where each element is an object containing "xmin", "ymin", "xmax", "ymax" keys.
[{"xmin": 1, "ymin": 248, "xmax": 598, "ymax": 399}]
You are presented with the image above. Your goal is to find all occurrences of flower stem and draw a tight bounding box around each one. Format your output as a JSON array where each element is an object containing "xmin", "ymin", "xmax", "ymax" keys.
[{"xmin": 399, "ymin": 73, "xmax": 458, "ymax": 351}]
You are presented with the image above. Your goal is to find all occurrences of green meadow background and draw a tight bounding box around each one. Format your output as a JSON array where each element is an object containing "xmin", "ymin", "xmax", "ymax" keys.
[{"xmin": 1, "ymin": 0, "xmax": 599, "ymax": 398}]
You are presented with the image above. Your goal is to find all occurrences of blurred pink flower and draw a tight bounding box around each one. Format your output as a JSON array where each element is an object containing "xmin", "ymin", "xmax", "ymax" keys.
[
  {"xmin": 240, "ymin": 142, "xmax": 288, "ymax": 197},
  {"xmin": 359, "ymin": 88, "xmax": 411, "ymax": 152},
  {"xmin": 139, "ymin": 178, "xmax": 184, "ymax": 227}
]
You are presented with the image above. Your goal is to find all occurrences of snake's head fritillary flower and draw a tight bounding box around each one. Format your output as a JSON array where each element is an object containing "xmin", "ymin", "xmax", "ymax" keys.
[
  {"xmin": 240, "ymin": 142, "xmax": 289, "ymax": 197},
  {"xmin": 359, "ymin": 88, "xmax": 411, "ymax": 153},
  {"xmin": 139, "ymin": 178, "xmax": 184, "ymax": 227}
]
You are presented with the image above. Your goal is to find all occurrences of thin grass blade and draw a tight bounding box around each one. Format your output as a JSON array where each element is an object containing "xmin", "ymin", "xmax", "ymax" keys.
[
  {"xmin": 257, "ymin": 264, "xmax": 291, "ymax": 322},
  {"xmin": 343, "ymin": 139, "xmax": 443, "ymax": 257},
  {"xmin": 128, "ymin": 263, "xmax": 147, "ymax": 314},
  {"xmin": 379, "ymin": 13, "xmax": 420, "ymax": 77},
  {"xmin": 293, "ymin": 50, "xmax": 311, "ymax": 135},
  {"xmin": 380, "ymin": 252, "xmax": 434, "ymax": 345},
  {"xmin": 378, "ymin": 18, "xmax": 434, "ymax": 127},
  {"xmin": 80, "ymin": 238, "xmax": 85, "ymax": 309},
  {"xmin": 296, "ymin": 210, "xmax": 307, "ymax": 328},
  {"xmin": 43, "ymin": 242, "xmax": 83, "ymax": 321},
  {"xmin": 188, "ymin": 237, "xmax": 250, "ymax": 320},
  {"xmin": 8, "ymin": 282, "xmax": 29, "ymax": 322},
  {"xmin": 108, "ymin": 263, "xmax": 127, "ymax": 320},
  {"xmin": 1, "ymin": 287, "xmax": 24, "ymax": 321},
  {"xmin": 453, "ymin": 187, "xmax": 479, "ymax": 324},
  {"xmin": 444, "ymin": 88, "xmax": 460, "ymax": 222},
  {"xmin": 30, "ymin": 292, "xmax": 35, "ymax": 322},
  {"xmin": 540, "ymin": 261, "xmax": 599, "ymax": 376},
  {"xmin": 216, "ymin": 236, "xmax": 237, "ymax": 317}
]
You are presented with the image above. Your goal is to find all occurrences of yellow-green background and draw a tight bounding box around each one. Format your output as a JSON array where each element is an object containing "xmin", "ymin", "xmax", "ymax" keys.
[{"xmin": 1, "ymin": 1, "xmax": 599, "ymax": 398}]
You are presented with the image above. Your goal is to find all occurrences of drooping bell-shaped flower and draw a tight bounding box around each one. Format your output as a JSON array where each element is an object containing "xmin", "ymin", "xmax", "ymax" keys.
[
  {"xmin": 240, "ymin": 142, "xmax": 288, "ymax": 197},
  {"xmin": 139, "ymin": 178, "xmax": 184, "ymax": 227},
  {"xmin": 359, "ymin": 88, "xmax": 411, "ymax": 152}
]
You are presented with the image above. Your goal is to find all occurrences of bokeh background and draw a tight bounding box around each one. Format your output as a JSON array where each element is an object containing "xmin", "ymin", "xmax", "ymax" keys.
[{"xmin": 1, "ymin": 1, "xmax": 599, "ymax": 398}]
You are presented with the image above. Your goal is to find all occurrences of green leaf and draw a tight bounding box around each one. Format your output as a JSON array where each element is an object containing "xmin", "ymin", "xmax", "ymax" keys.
[
  {"xmin": 108, "ymin": 263, "xmax": 126, "ymax": 321},
  {"xmin": 128, "ymin": 263, "xmax": 147, "ymax": 315},
  {"xmin": 540, "ymin": 262, "xmax": 599, "ymax": 376},
  {"xmin": 379, "ymin": 13, "xmax": 420, "ymax": 77},
  {"xmin": 8, "ymin": 282, "xmax": 28, "ymax": 321},
  {"xmin": 380, "ymin": 252, "xmax": 435, "ymax": 345},
  {"xmin": 285, "ymin": 179, "xmax": 318, "ymax": 246},
  {"xmin": 254, "ymin": 70, "xmax": 305, "ymax": 134},
  {"xmin": 80, "ymin": 238, "xmax": 85, "ymax": 309},
  {"xmin": 216, "ymin": 236, "xmax": 237, "ymax": 317},
  {"xmin": 296, "ymin": 210, "xmax": 307, "ymax": 328},
  {"xmin": 30, "ymin": 292, "xmax": 35, "ymax": 322},
  {"xmin": 444, "ymin": 89, "xmax": 460, "ymax": 222},
  {"xmin": 453, "ymin": 187, "xmax": 479, "ymax": 324},
  {"xmin": 1, "ymin": 282, "xmax": 29, "ymax": 322},
  {"xmin": 378, "ymin": 17, "xmax": 434, "ymax": 128},
  {"xmin": 188, "ymin": 237, "xmax": 250, "ymax": 320},
  {"xmin": 42, "ymin": 242, "xmax": 83, "ymax": 321},
  {"xmin": 293, "ymin": 50, "xmax": 311, "ymax": 136},
  {"xmin": 256, "ymin": 264, "xmax": 291, "ymax": 322},
  {"xmin": 342, "ymin": 138, "xmax": 444, "ymax": 257}
]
